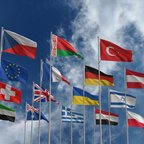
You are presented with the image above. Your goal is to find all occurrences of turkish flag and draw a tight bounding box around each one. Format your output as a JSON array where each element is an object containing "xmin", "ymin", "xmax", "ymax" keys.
[
  {"xmin": 100, "ymin": 39, "xmax": 132, "ymax": 62},
  {"xmin": 0, "ymin": 82, "xmax": 22, "ymax": 104}
]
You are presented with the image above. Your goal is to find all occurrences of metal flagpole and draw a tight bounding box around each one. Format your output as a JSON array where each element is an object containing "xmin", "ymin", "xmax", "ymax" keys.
[
  {"xmin": 30, "ymin": 82, "xmax": 35, "ymax": 144},
  {"xmin": 38, "ymin": 59, "xmax": 43, "ymax": 144},
  {"xmin": 0, "ymin": 27, "xmax": 4, "ymax": 66},
  {"xmin": 70, "ymin": 86, "xmax": 73, "ymax": 144},
  {"xmin": 60, "ymin": 104, "xmax": 62, "ymax": 144},
  {"xmin": 98, "ymin": 36, "xmax": 102, "ymax": 144},
  {"xmin": 24, "ymin": 102, "xmax": 27, "ymax": 144},
  {"xmin": 108, "ymin": 89, "xmax": 111, "ymax": 144},
  {"xmin": 124, "ymin": 68, "xmax": 129, "ymax": 144},
  {"xmin": 93, "ymin": 106, "xmax": 96, "ymax": 144},
  {"xmin": 83, "ymin": 62, "xmax": 86, "ymax": 144},
  {"xmin": 48, "ymin": 32, "xmax": 52, "ymax": 144}
]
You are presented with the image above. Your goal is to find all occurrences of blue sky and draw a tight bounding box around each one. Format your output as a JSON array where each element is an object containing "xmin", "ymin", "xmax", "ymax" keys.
[{"xmin": 1, "ymin": 0, "xmax": 144, "ymax": 144}]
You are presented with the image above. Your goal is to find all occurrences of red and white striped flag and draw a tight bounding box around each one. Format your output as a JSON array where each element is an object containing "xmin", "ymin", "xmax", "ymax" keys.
[
  {"xmin": 127, "ymin": 111, "xmax": 144, "ymax": 128},
  {"xmin": 126, "ymin": 69, "xmax": 144, "ymax": 88}
]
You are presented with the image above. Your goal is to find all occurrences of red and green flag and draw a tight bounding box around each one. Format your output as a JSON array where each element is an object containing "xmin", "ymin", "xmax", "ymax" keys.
[{"xmin": 51, "ymin": 34, "xmax": 83, "ymax": 59}]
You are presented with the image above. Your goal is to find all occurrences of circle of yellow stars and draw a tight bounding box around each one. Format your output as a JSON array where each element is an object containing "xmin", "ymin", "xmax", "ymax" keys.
[{"xmin": 4, "ymin": 63, "xmax": 21, "ymax": 80}]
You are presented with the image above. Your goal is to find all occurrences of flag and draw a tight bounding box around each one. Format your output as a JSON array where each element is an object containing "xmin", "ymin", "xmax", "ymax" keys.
[
  {"xmin": 43, "ymin": 61, "xmax": 70, "ymax": 85},
  {"xmin": 85, "ymin": 65, "xmax": 114, "ymax": 86},
  {"xmin": 27, "ymin": 104, "xmax": 48, "ymax": 122},
  {"xmin": 110, "ymin": 89, "xmax": 136, "ymax": 109},
  {"xmin": 62, "ymin": 106, "xmax": 84, "ymax": 123},
  {"xmin": 127, "ymin": 111, "xmax": 144, "ymax": 128},
  {"xmin": 0, "ymin": 59, "xmax": 28, "ymax": 84},
  {"xmin": 126, "ymin": 69, "xmax": 144, "ymax": 88},
  {"xmin": 3, "ymin": 29, "xmax": 37, "ymax": 59},
  {"xmin": 51, "ymin": 34, "xmax": 83, "ymax": 59},
  {"xmin": 72, "ymin": 87, "xmax": 99, "ymax": 105},
  {"xmin": 52, "ymin": 66, "xmax": 70, "ymax": 85},
  {"xmin": 0, "ymin": 82, "xmax": 22, "ymax": 104},
  {"xmin": 0, "ymin": 103, "xmax": 16, "ymax": 122},
  {"xmin": 100, "ymin": 39, "xmax": 132, "ymax": 62},
  {"xmin": 96, "ymin": 109, "xmax": 118, "ymax": 125},
  {"xmin": 34, "ymin": 83, "xmax": 59, "ymax": 104}
]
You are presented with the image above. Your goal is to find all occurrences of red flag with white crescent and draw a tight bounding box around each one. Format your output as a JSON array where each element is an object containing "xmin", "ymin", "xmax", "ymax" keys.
[{"xmin": 100, "ymin": 39, "xmax": 132, "ymax": 62}]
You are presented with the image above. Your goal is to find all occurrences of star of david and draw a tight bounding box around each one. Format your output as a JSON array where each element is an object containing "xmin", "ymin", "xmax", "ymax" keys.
[
  {"xmin": 4, "ymin": 63, "xmax": 21, "ymax": 80},
  {"xmin": 121, "ymin": 97, "xmax": 125, "ymax": 102}
]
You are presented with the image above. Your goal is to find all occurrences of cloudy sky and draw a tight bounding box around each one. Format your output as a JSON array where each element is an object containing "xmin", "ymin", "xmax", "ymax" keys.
[{"xmin": 0, "ymin": 0, "xmax": 144, "ymax": 143}]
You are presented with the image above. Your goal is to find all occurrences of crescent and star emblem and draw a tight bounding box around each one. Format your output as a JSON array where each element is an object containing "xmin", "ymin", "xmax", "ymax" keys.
[{"xmin": 106, "ymin": 46, "xmax": 116, "ymax": 56}]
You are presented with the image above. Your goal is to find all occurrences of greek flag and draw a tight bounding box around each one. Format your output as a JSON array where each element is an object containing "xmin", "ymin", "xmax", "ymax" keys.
[
  {"xmin": 110, "ymin": 89, "xmax": 136, "ymax": 109},
  {"xmin": 62, "ymin": 106, "xmax": 84, "ymax": 123}
]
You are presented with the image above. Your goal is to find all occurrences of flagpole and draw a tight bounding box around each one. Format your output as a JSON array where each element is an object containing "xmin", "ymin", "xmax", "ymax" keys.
[
  {"xmin": 70, "ymin": 86, "xmax": 73, "ymax": 144},
  {"xmin": 38, "ymin": 59, "xmax": 43, "ymax": 144},
  {"xmin": 24, "ymin": 102, "xmax": 27, "ymax": 144},
  {"xmin": 48, "ymin": 32, "xmax": 53, "ymax": 144},
  {"xmin": 93, "ymin": 106, "xmax": 96, "ymax": 144},
  {"xmin": 124, "ymin": 68, "xmax": 129, "ymax": 144},
  {"xmin": 0, "ymin": 27, "xmax": 4, "ymax": 66},
  {"xmin": 98, "ymin": 36, "xmax": 102, "ymax": 144},
  {"xmin": 108, "ymin": 89, "xmax": 111, "ymax": 144},
  {"xmin": 60, "ymin": 104, "xmax": 62, "ymax": 144},
  {"xmin": 83, "ymin": 62, "xmax": 86, "ymax": 144},
  {"xmin": 30, "ymin": 82, "xmax": 34, "ymax": 144}
]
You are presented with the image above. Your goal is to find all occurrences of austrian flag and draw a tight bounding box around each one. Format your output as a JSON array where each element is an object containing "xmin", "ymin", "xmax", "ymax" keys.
[
  {"xmin": 126, "ymin": 69, "xmax": 144, "ymax": 88},
  {"xmin": 0, "ymin": 82, "xmax": 22, "ymax": 104}
]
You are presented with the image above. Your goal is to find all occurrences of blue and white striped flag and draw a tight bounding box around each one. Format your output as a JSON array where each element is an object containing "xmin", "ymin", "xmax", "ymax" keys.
[
  {"xmin": 62, "ymin": 106, "xmax": 84, "ymax": 123},
  {"xmin": 110, "ymin": 90, "xmax": 136, "ymax": 109}
]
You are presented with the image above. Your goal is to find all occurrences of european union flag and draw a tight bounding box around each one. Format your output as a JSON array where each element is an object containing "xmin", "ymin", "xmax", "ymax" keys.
[{"xmin": 0, "ymin": 59, "xmax": 28, "ymax": 84}]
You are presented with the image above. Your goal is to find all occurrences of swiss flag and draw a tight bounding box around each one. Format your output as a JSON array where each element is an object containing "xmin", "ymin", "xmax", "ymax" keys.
[
  {"xmin": 0, "ymin": 82, "xmax": 22, "ymax": 104},
  {"xmin": 100, "ymin": 39, "xmax": 132, "ymax": 62}
]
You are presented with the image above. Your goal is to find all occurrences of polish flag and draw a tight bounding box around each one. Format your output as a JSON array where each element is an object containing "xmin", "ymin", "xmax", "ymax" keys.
[
  {"xmin": 3, "ymin": 29, "xmax": 37, "ymax": 59},
  {"xmin": 126, "ymin": 69, "xmax": 144, "ymax": 88},
  {"xmin": 128, "ymin": 111, "xmax": 144, "ymax": 128}
]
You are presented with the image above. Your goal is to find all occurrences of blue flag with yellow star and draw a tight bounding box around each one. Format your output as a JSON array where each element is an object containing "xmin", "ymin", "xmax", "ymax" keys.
[{"xmin": 0, "ymin": 59, "xmax": 28, "ymax": 84}]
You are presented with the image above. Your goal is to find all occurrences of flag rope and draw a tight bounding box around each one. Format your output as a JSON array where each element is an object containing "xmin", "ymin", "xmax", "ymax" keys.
[{"xmin": 0, "ymin": 27, "xmax": 4, "ymax": 67}]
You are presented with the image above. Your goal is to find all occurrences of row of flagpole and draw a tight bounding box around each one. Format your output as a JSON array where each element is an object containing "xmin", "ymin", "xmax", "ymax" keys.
[{"xmin": 20, "ymin": 32, "xmax": 131, "ymax": 144}]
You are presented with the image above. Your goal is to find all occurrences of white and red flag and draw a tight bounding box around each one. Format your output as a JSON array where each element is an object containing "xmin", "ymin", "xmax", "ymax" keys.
[
  {"xmin": 52, "ymin": 66, "xmax": 70, "ymax": 85},
  {"xmin": 100, "ymin": 39, "xmax": 132, "ymax": 62},
  {"xmin": 3, "ymin": 29, "xmax": 37, "ymax": 59},
  {"xmin": 127, "ymin": 111, "xmax": 144, "ymax": 128},
  {"xmin": 0, "ymin": 82, "xmax": 22, "ymax": 104},
  {"xmin": 126, "ymin": 69, "xmax": 144, "ymax": 88}
]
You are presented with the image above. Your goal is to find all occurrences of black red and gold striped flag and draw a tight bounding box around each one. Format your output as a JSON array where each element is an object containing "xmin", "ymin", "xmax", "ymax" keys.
[{"xmin": 85, "ymin": 65, "xmax": 114, "ymax": 86}]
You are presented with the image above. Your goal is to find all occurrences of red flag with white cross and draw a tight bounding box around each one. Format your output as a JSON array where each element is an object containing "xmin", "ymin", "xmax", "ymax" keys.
[{"xmin": 0, "ymin": 82, "xmax": 22, "ymax": 104}]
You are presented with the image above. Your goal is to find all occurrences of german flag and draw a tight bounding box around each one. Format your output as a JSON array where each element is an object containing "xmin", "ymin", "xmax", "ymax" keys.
[{"xmin": 85, "ymin": 65, "xmax": 114, "ymax": 86}]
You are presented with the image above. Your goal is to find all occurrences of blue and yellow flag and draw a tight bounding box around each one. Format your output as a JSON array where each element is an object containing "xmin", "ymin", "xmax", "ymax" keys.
[{"xmin": 72, "ymin": 87, "xmax": 99, "ymax": 105}]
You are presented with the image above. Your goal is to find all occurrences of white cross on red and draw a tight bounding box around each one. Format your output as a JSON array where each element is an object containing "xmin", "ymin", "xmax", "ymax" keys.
[{"xmin": 0, "ymin": 84, "xmax": 15, "ymax": 100}]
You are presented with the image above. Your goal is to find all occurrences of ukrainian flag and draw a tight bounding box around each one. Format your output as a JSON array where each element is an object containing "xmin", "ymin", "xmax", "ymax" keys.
[{"xmin": 72, "ymin": 87, "xmax": 99, "ymax": 105}]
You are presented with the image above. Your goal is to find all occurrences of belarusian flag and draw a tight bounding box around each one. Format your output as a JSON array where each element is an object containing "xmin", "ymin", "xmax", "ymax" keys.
[
  {"xmin": 0, "ymin": 103, "xmax": 16, "ymax": 122},
  {"xmin": 51, "ymin": 34, "xmax": 83, "ymax": 59}
]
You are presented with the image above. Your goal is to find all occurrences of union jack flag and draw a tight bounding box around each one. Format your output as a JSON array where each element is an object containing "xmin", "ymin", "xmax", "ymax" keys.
[
  {"xmin": 34, "ymin": 83, "xmax": 59, "ymax": 104},
  {"xmin": 27, "ymin": 104, "xmax": 39, "ymax": 112},
  {"xmin": 26, "ymin": 103, "xmax": 48, "ymax": 122}
]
